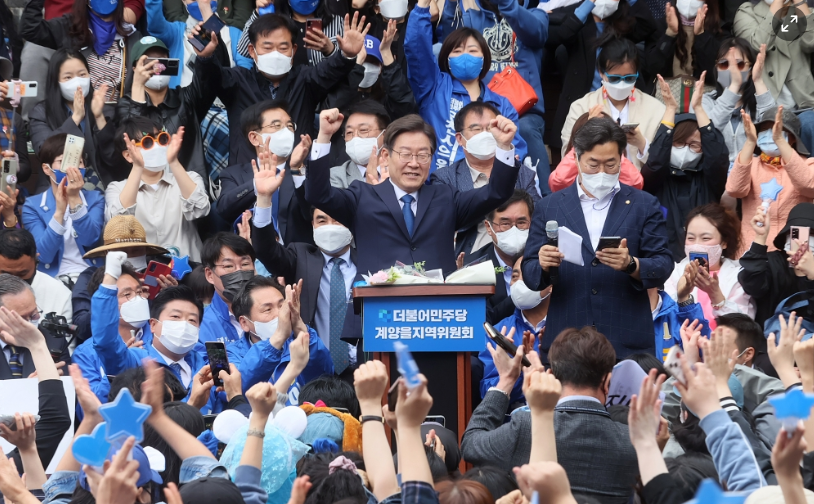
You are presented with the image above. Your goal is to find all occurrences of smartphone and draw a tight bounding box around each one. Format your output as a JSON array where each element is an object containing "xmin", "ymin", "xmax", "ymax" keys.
[
  {"xmin": 424, "ymin": 415, "xmax": 445, "ymax": 428},
  {"xmin": 11, "ymin": 81, "xmax": 38, "ymax": 99},
  {"xmin": 664, "ymin": 346, "xmax": 686, "ymax": 386},
  {"xmin": 145, "ymin": 58, "xmax": 180, "ymax": 77},
  {"xmin": 306, "ymin": 18, "xmax": 323, "ymax": 32},
  {"xmin": 484, "ymin": 322, "xmax": 531, "ymax": 367},
  {"xmin": 790, "ymin": 242, "xmax": 809, "ymax": 267},
  {"xmin": 791, "ymin": 226, "xmax": 810, "ymax": 252},
  {"xmin": 688, "ymin": 252, "xmax": 709, "ymax": 269},
  {"xmin": 0, "ymin": 158, "xmax": 17, "ymax": 195},
  {"xmin": 203, "ymin": 414, "xmax": 217, "ymax": 431},
  {"xmin": 206, "ymin": 342, "xmax": 230, "ymax": 387},
  {"xmin": 596, "ymin": 236, "xmax": 622, "ymax": 251},
  {"xmin": 61, "ymin": 134, "xmax": 85, "ymax": 173},
  {"xmin": 190, "ymin": 15, "xmax": 226, "ymax": 52},
  {"xmin": 621, "ymin": 123, "xmax": 639, "ymax": 132},
  {"xmin": 0, "ymin": 414, "xmax": 40, "ymax": 431},
  {"xmin": 143, "ymin": 260, "xmax": 173, "ymax": 299}
]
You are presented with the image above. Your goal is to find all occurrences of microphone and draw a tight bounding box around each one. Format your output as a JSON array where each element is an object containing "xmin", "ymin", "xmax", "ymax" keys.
[{"xmin": 545, "ymin": 220, "xmax": 559, "ymax": 286}]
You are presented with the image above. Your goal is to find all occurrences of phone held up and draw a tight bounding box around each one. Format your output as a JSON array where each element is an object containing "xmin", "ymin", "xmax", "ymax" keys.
[{"xmin": 205, "ymin": 341, "xmax": 230, "ymax": 387}]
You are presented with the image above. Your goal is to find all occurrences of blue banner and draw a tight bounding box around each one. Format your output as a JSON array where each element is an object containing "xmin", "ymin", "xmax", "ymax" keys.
[{"xmin": 362, "ymin": 295, "xmax": 487, "ymax": 352}]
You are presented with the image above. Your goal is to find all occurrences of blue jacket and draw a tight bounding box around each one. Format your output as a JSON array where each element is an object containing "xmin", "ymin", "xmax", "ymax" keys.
[
  {"xmin": 90, "ymin": 286, "xmax": 223, "ymax": 413},
  {"xmin": 438, "ymin": 0, "xmax": 548, "ymax": 117},
  {"xmin": 653, "ymin": 291, "xmax": 710, "ymax": 361},
  {"xmin": 700, "ymin": 409, "xmax": 766, "ymax": 491},
  {"xmin": 21, "ymin": 189, "xmax": 104, "ymax": 277},
  {"xmin": 196, "ymin": 292, "xmax": 240, "ymax": 358},
  {"xmin": 478, "ymin": 308, "xmax": 542, "ymax": 404},
  {"xmin": 404, "ymin": 5, "xmax": 528, "ymax": 173},
  {"xmin": 233, "ymin": 327, "xmax": 334, "ymax": 405}
]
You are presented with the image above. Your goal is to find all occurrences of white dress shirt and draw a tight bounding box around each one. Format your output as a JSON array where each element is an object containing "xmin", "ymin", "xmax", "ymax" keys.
[
  {"xmin": 576, "ymin": 181, "xmax": 621, "ymax": 251},
  {"xmin": 154, "ymin": 347, "xmax": 192, "ymax": 388},
  {"xmin": 495, "ymin": 252, "xmax": 512, "ymax": 296},
  {"xmin": 315, "ymin": 248, "xmax": 358, "ymax": 365},
  {"xmin": 521, "ymin": 312, "xmax": 546, "ymax": 333},
  {"xmin": 0, "ymin": 339, "xmax": 22, "ymax": 369}
]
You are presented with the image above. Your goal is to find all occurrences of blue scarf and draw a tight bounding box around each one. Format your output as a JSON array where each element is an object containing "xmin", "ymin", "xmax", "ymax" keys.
[{"xmin": 88, "ymin": 10, "xmax": 117, "ymax": 56}]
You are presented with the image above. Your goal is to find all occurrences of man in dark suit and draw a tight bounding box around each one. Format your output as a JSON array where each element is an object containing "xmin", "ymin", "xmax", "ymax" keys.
[
  {"xmin": 461, "ymin": 326, "xmax": 638, "ymax": 504},
  {"xmin": 305, "ymin": 110, "xmax": 521, "ymax": 277},
  {"xmin": 522, "ymin": 117, "xmax": 672, "ymax": 358},
  {"xmin": 217, "ymin": 99, "xmax": 313, "ymax": 246}
]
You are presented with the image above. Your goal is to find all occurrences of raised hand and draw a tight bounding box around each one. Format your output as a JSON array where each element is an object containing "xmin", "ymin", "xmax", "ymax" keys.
[
  {"xmin": 303, "ymin": 24, "xmax": 334, "ymax": 55},
  {"xmin": 628, "ymin": 369, "xmax": 666, "ymax": 449},
  {"xmin": 690, "ymin": 71, "xmax": 706, "ymax": 111},
  {"xmin": 94, "ymin": 437, "xmax": 142, "ymax": 504},
  {"xmin": 523, "ymin": 369, "xmax": 561, "ymax": 414},
  {"xmin": 166, "ymin": 127, "xmax": 185, "ymax": 165},
  {"xmin": 53, "ymin": 177, "xmax": 69, "ymax": 220},
  {"xmin": 140, "ymin": 359, "xmax": 166, "ymax": 420},
  {"xmin": 237, "ymin": 210, "xmax": 252, "ymax": 244},
  {"xmin": 253, "ymin": 140, "xmax": 286, "ymax": 199},
  {"xmin": 700, "ymin": 328, "xmax": 737, "ymax": 397},
  {"xmin": 65, "ymin": 166, "xmax": 84, "ymax": 198},
  {"xmin": 0, "ymin": 185, "xmax": 17, "ymax": 226},
  {"xmin": 488, "ymin": 327, "xmax": 523, "ymax": 394},
  {"xmin": 336, "ymin": 13, "xmax": 370, "ymax": 58},
  {"xmin": 317, "ymin": 108, "xmax": 345, "ymax": 142},
  {"xmin": 768, "ymin": 313, "xmax": 805, "ymax": 387},
  {"xmin": 379, "ymin": 19, "xmax": 398, "ymax": 63},
  {"xmin": 288, "ymin": 331, "xmax": 310, "ymax": 376},
  {"xmin": 290, "ymin": 134, "xmax": 312, "ymax": 170},
  {"xmin": 773, "ymin": 105, "xmax": 787, "ymax": 144},
  {"xmin": 189, "ymin": 365, "xmax": 215, "ymax": 409},
  {"xmin": 752, "ymin": 44, "xmax": 766, "ymax": 84},
  {"xmin": 513, "ymin": 461, "xmax": 576, "ymax": 502},
  {"xmin": 741, "ymin": 109, "xmax": 757, "ymax": 143},
  {"xmin": 395, "ymin": 374, "xmax": 432, "ymax": 430},
  {"xmin": 676, "ymin": 260, "xmax": 699, "ymax": 302},
  {"xmin": 750, "ymin": 204, "xmax": 770, "ymax": 241},
  {"xmin": 72, "ymin": 86, "xmax": 85, "ymax": 125},
  {"xmin": 771, "ymin": 425, "xmax": 807, "ymax": 489},
  {"xmin": 726, "ymin": 47, "xmax": 743, "ymax": 91},
  {"xmin": 123, "ymin": 133, "xmax": 145, "ymax": 169},
  {"xmin": 657, "ymin": 74, "xmax": 678, "ymax": 110},
  {"xmin": 354, "ymin": 360, "xmax": 389, "ymax": 411},
  {"xmin": 70, "ymin": 364, "xmax": 102, "ymax": 422},
  {"xmin": 490, "ymin": 115, "xmax": 517, "ymax": 151},
  {"xmin": 188, "ymin": 23, "xmax": 219, "ymax": 57},
  {"xmin": 91, "ymin": 84, "xmax": 109, "ymax": 120},
  {"xmin": 286, "ymin": 476, "xmax": 313, "ymax": 504},
  {"xmin": 693, "ymin": 3, "xmax": 707, "ymax": 35},
  {"xmin": 674, "ymin": 357, "xmax": 721, "ymax": 420},
  {"xmin": 679, "ymin": 318, "xmax": 703, "ymax": 365},
  {"xmin": 246, "ymin": 381, "xmax": 278, "ymax": 418},
  {"xmin": 0, "ymin": 413, "xmax": 37, "ymax": 451},
  {"xmin": 665, "ymin": 3, "xmax": 679, "ymax": 35},
  {"xmin": 0, "ymin": 306, "xmax": 45, "ymax": 350}
]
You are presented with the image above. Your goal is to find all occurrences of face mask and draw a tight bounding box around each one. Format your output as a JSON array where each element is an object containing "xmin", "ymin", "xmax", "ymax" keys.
[
  {"xmin": 670, "ymin": 145, "xmax": 703, "ymax": 170},
  {"xmin": 59, "ymin": 77, "xmax": 91, "ymax": 102},
  {"xmin": 314, "ymin": 224, "xmax": 353, "ymax": 254},
  {"xmin": 345, "ymin": 133, "xmax": 381, "ymax": 166},
  {"xmin": 256, "ymin": 50, "xmax": 292, "ymax": 77},
  {"xmin": 757, "ymin": 129, "xmax": 787, "ymax": 157},
  {"xmin": 463, "ymin": 131, "xmax": 497, "ymax": 160},
  {"xmin": 140, "ymin": 145, "xmax": 168, "ymax": 172},
  {"xmin": 127, "ymin": 255, "xmax": 147, "ymax": 271},
  {"xmin": 50, "ymin": 166, "xmax": 87, "ymax": 185},
  {"xmin": 145, "ymin": 75, "xmax": 171, "ymax": 90},
  {"xmin": 676, "ymin": 0, "xmax": 704, "ymax": 19},
  {"xmin": 159, "ymin": 320, "xmax": 199, "ymax": 355},
  {"xmin": 260, "ymin": 128, "xmax": 295, "ymax": 158},
  {"xmin": 578, "ymin": 164, "xmax": 619, "ymax": 200},
  {"xmin": 379, "ymin": 0, "xmax": 408, "ymax": 19},
  {"xmin": 187, "ymin": 0, "xmax": 217, "ymax": 21},
  {"xmin": 511, "ymin": 280, "xmax": 548, "ymax": 310},
  {"xmin": 715, "ymin": 69, "xmax": 750, "ymax": 89},
  {"xmin": 784, "ymin": 234, "xmax": 814, "ymax": 251},
  {"xmin": 359, "ymin": 62, "xmax": 381, "ymax": 88},
  {"xmin": 289, "ymin": 0, "xmax": 319, "ymax": 15},
  {"xmin": 120, "ymin": 296, "xmax": 150, "ymax": 327},
  {"xmin": 220, "ymin": 269, "xmax": 255, "ymax": 302},
  {"xmin": 489, "ymin": 223, "xmax": 529, "ymax": 257},
  {"xmin": 591, "ymin": 0, "xmax": 619, "ymax": 19},
  {"xmin": 448, "ymin": 54, "xmax": 483, "ymax": 82},
  {"xmin": 685, "ymin": 243, "xmax": 723, "ymax": 267},
  {"xmin": 90, "ymin": 0, "xmax": 118, "ymax": 15},
  {"xmin": 602, "ymin": 78, "xmax": 635, "ymax": 101},
  {"xmin": 250, "ymin": 317, "xmax": 279, "ymax": 340}
]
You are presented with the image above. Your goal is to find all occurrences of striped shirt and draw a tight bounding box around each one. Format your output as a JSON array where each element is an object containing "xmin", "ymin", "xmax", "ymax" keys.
[
  {"xmin": 236, "ymin": 11, "xmax": 342, "ymax": 67},
  {"xmin": 85, "ymin": 39, "xmax": 123, "ymax": 102}
]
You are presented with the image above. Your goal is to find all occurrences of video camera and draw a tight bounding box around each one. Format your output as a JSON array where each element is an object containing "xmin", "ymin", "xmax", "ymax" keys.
[{"xmin": 39, "ymin": 312, "xmax": 78, "ymax": 363}]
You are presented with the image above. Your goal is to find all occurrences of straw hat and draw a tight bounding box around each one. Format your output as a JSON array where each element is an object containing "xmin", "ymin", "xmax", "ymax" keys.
[{"xmin": 83, "ymin": 215, "xmax": 169, "ymax": 258}]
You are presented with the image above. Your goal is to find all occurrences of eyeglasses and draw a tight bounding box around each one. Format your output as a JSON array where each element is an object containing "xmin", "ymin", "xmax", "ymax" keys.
[
  {"xmin": 490, "ymin": 219, "xmax": 530, "ymax": 232},
  {"xmin": 675, "ymin": 141, "xmax": 703, "ymax": 153},
  {"xmin": 605, "ymin": 73, "xmax": 639, "ymax": 85},
  {"xmin": 134, "ymin": 132, "xmax": 170, "ymax": 150},
  {"xmin": 119, "ymin": 289, "xmax": 148, "ymax": 302},
  {"xmin": 259, "ymin": 120, "xmax": 297, "ymax": 133},
  {"xmin": 391, "ymin": 150, "xmax": 432, "ymax": 165},
  {"xmin": 716, "ymin": 59, "xmax": 748, "ymax": 71},
  {"xmin": 214, "ymin": 262, "xmax": 255, "ymax": 274},
  {"xmin": 344, "ymin": 128, "xmax": 381, "ymax": 141},
  {"xmin": 462, "ymin": 124, "xmax": 492, "ymax": 135}
]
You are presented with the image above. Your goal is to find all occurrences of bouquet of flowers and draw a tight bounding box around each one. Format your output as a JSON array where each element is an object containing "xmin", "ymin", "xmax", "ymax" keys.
[{"xmin": 362, "ymin": 261, "xmax": 444, "ymax": 285}]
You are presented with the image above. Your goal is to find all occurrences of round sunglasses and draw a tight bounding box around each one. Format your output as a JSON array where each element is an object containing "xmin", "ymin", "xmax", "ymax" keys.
[{"xmin": 134, "ymin": 131, "xmax": 171, "ymax": 150}]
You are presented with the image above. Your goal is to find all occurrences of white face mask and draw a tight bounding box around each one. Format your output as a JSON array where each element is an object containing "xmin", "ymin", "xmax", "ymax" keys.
[
  {"xmin": 676, "ymin": 0, "xmax": 704, "ymax": 18},
  {"xmin": 784, "ymin": 235, "xmax": 814, "ymax": 252},
  {"xmin": 159, "ymin": 320, "xmax": 199, "ymax": 355},
  {"xmin": 314, "ymin": 224, "xmax": 353, "ymax": 254},
  {"xmin": 140, "ymin": 145, "xmax": 169, "ymax": 172},
  {"xmin": 260, "ymin": 129, "xmax": 295, "ymax": 159},
  {"xmin": 489, "ymin": 223, "xmax": 529, "ymax": 257},
  {"xmin": 602, "ymin": 78, "xmax": 635, "ymax": 101},
  {"xmin": 359, "ymin": 62, "xmax": 381, "ymax": 88},
  {"xmin": 126, "ymin": 255, "xmax": 147, "ymax": 271},
  {"xmin": 145, "ymin": 74, "xmax": 171, "ymax": 90},
  {"xmin": 670, "ymin": 145, "xmax": 703, "ymax": 170},
  {"xmin": 345, "ymin": 133, "xmax": 382, "ymax": 166},
  {"xmin": 591, "ymin": 0, "xmax": 619, "ymax": 19},
  {"xmin": 578, "ymin": 163, "xmax": 619, "ymax": 200},
  {"xmin": 379, "ymin": 0, "xmax": 408, "ymax": 19},
  {"xmin": 463, "ymin": 131, "xmax": 497, "ymax": 160},
  {"xmin": 250, "ymin": 317, "xmax": 279, "ymax": 340},
  {"xmin": 255, "ymin": 50, "xmax": 292, "ymax": 77},
  {"xmin": 120, "ymin": 296, "xmax": 150, "ymax": 328},
  {"xmin": 59, "ymin": 77, "xmax": 91, "ymax": 102},
  {"xmin": 511, "ymin": 279, "xmax": 549, "ymax": 310},
  {"xmin": 685, "ymin": 243, "xmax": 723, "ymax": 267}
]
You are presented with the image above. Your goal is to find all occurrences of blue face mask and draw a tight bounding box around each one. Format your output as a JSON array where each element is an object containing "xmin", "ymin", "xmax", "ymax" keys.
[
  {"xmin": 187, "ymin": 0, "xmax": 218, "ymax": 21},
  {"xmin": 89, "ymin": 0, "xmax": 118, "ymax": 16},
  {"xmin": 289, "ymin": 0, "xmax": 319, "ymax": 15},
  {"xmin": 757, "ymin": 129, "xmax": 787, "ymax": 157},
  {"xmin": 448, "ymin": 54, "xmax": 483, "ymax": 81},
  {"xmin": 52, "ymin": 167, "xmax": 87, "ymax": 185}
]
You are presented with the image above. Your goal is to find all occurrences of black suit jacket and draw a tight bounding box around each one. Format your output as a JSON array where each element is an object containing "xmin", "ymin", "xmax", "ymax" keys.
[
  {"xmin": 305, "ymin": 154, "xmax": 520, "ymax": 277},
  {"xmin": 217, "ymin": 161, "xmax": 314, "ymax": 246},
  {"xmin": 0, "ymin": 332, "xmax": 71, "ymax": 380},
  {"xmin": 251, "ymin": 221, "xmax": 362, "ymax": 343},
  {"xmin": 466, "ymin": 244, "xmax": 516, "ymax": 325}
]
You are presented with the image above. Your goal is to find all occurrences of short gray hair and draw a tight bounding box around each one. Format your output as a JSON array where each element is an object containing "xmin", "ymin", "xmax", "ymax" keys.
[{"xmin": 0, "ymin": 273, "xmax": 33, "ymax": 308}]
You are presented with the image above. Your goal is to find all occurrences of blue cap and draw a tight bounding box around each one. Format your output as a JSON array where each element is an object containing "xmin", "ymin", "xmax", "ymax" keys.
[
  {"xmin": 79, "ymin": 444, "xmax": 163, "ymax": 491},
  {"xmin": 89, "ymin": 0, "xmax": 119, "ymax": 16},
  {"xmin": 363, "ymin": 35, "xmax": 382, "ymax": 64}
]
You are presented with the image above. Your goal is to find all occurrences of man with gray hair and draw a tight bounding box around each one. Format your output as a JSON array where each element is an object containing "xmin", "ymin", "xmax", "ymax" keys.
[{"xmin": 521, "ymin": 116, "xmax": 673, "ymax": 359}]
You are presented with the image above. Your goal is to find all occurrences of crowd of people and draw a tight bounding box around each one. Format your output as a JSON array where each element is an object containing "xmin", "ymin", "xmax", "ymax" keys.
[{"xmin": 0, "ymin": 0, "xmax": 813, "ymax": 500}]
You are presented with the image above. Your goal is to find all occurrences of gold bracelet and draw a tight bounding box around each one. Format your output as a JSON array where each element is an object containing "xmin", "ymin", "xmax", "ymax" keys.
[
  {"xmin": 247, "ymin": 428, "xmax": 265, "ymax": 438},
  {"xmin": 3, "ymin": 215, "xmax": 17, "ymax": 228}
]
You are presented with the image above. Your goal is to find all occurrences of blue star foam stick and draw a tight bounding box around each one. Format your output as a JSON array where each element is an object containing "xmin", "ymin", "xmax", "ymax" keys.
[
  {"xmin": 171, "ymin": 255, "xmax": 192, "ymax": 280},
  {"xmin": 98, "ymin": 388, "xmax": 152, "ymax": 443},
  {"xmin": 72, "ymin": 422, "xmax": 112, "ymax": 468},
  {"xmin": 768, "ymin": 388, "xmax": 814, "ymax": 433},
  {"xmin": 685, "ymin": 479, "xmax": 747, "ymax": 504},
  {"xmin": 757, "ymin": 178, "xmax": 784, "ymax": 225}
]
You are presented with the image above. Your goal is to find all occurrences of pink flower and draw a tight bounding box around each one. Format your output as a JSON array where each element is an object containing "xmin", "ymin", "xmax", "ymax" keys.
[{"xmin": 369, "ymin": 271, "xmax": 389, "ymax": 284}]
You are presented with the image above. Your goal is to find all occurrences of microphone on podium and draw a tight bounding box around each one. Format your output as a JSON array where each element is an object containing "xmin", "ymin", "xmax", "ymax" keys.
[{"xmin": 545, "ymin": 220, "xmax": 559, "ymax": 286}]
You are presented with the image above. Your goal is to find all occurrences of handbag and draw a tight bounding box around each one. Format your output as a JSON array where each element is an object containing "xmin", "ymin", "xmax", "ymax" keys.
[
  {"xmin": 653, "ymin": 74, "xmax": 714, "ymax": 114},
  {"xmin": 487, "ymin": 33, "xmax": 538, "ymax": 116},
  {"xmin": 763, "ymin": 290, "xmax": 814, "ymax": 341}
]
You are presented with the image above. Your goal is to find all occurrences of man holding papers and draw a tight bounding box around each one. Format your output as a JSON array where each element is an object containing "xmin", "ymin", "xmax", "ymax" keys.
[{"xmin": 521, "ymin": 117, "xmax": 673, "ymax": 359}]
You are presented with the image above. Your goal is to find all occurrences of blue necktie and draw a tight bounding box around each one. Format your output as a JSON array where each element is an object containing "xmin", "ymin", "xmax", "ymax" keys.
[
  {"xmin": 169, "ymin": 363, "xmax": 184, "ymax": 385},
  {"xmin": 329, "ymin": 258, "xmax": 349, "ymax": 375},
  {"xmin": 7, "ymin": 346, "xmax": 22, "ymax": 378},
  {"xmin": 400, "ymin": 195, "xmax": 415, "ymax": 237}
]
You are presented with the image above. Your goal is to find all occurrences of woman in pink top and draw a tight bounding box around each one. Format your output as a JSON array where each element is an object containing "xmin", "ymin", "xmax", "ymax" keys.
[{"xmin": 725, "ymin": 106, "xmax": 814, "ymax": 256}]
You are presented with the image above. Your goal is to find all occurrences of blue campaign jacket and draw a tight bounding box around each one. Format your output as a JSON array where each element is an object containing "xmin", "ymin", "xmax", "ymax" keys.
[
  {"xmin": 21, "ymin": 189, "xmax": 104, "ymax": 277},
  {"xmin": 233, "ymin": 327, "xmax": 334, "ymax": 405},
  {"xmin": 653, "ymin": 290, "xmax": 710, "ymax": 362},
  {"xmin": 91, "ymin": 286, "xmax": 223, "ymax": 413},
  {"xmin": 478, "ymin": 308, "xmax": 542, "ymax": 404},
  {"xmin": 196, "ymin": 292, "xmax": 240, "ymax": 357},
  {"xmin": 438, "ymin": 0, "xmax": 548, "ymax": 118},
  {"xmin": 404, "ymin": 5, "xmax": 528, "ymax": 173}
]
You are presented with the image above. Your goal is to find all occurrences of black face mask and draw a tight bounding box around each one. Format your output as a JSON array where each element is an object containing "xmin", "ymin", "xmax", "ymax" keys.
[{"xmin": 220, "ymin": 269, "xmax": 255, "ymax": 302}]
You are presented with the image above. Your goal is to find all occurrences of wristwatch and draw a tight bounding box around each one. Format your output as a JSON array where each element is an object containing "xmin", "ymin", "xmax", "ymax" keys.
[
  {"xmin": 625, "ymin": 256, "xmax": 637, "ymax": 275},
  {"xmin": 678, "ymin": 295, "xmax": 695, "ymax": 308}
]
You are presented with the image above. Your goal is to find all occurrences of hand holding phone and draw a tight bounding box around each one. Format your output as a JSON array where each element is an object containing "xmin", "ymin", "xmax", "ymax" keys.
[
  {"xmin": 205, "ymin": 342, "xmax": 230, "ymax": 387},
  {"xmin": 144, "ymin": 260, "xmax": 173, "ymax": 299},
  {"xmin": 790, "ymin": 242, "xmax": 809, "ymax": 267},
  {"xmin": 688, "ymin": 252, "xmax": 709, "ymax": 269},
  {"xmin": 484, "ymin": 322, "xmax": 531, "ymax": 367},
  {"xmin": 621, "ymin": 123, "xmax": 639, "ymax": 133},
  {"xmin": 190, "ymin": 15, "xmax": 225, "ymax": 52},
  {"xmin": 596, "ymin": 236, "xmax": 622, "ymax": 251},
  {"xmin": 664, "ymin": 346, "xmax": 687, "ymax": 386}
]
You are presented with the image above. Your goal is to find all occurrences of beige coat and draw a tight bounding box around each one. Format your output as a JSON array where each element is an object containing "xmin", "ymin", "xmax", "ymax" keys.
[
  {"xmin": 560, "ymin": 88, "xmax": 666, "ymax": 170},
  {"xmin": 733, "ymin": 2, "xmax": 814, "ymax": 108}
]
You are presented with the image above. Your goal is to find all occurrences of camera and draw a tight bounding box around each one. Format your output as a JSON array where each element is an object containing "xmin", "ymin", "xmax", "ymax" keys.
[{"xmin": 40, "ymin": 312, "xmax": 78, "ymax": 339}]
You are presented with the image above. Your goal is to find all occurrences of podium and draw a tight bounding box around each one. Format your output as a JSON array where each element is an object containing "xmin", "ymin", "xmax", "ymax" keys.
[{"xmin": 353, "ymin": 284, "xmax": 494, "ymax": 468}]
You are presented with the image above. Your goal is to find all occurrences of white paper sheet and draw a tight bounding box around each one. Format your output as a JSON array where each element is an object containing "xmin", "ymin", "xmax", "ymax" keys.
[{"xmin": 558, "ymin": 226, "xmax": 584, "ymax": 266}]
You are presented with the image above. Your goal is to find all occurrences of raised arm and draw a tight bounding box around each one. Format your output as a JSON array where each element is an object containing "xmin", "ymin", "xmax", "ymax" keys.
[{"xmin": 403, "ymin": 3, "xmax": 443, "ymax": 105}]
